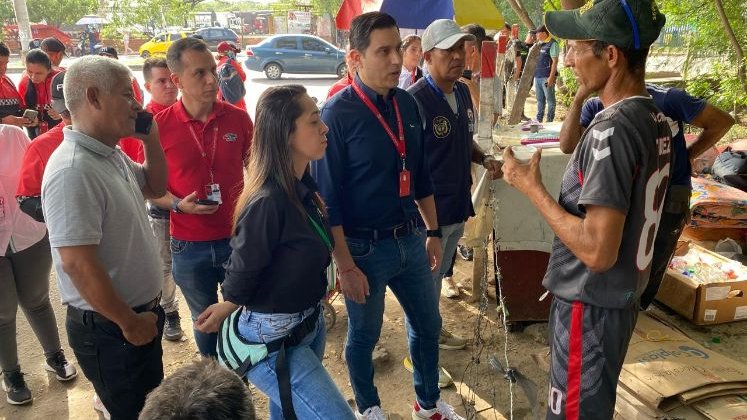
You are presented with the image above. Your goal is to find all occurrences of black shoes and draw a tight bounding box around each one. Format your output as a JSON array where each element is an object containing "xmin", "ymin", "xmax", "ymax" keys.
[
  {"xmin": 2, "ymin": 369, "xmax": 32, "ymax": 405},
  {"xmin": 45, "ymin": 349, "xmax": 77, "ymax": 382},
  {"xmin": 164, "ymin": 311, "xmax": 184, "ymax": 341}
]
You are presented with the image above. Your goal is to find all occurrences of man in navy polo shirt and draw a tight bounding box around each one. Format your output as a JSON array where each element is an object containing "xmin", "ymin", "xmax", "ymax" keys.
[
  {"xmin": 408, "ymin": 19, "xmax": 503, "ymax": 352},
  {"xmin": 559, "ymin": 83, "xmax": 734, "ymax": 310},
  {"xmin": 311, "ymin": 11, "xmax": 463, "ymax": 420}
]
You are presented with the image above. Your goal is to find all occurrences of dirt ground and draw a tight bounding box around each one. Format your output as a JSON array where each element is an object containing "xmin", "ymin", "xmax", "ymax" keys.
[
  {"xmin": 4, "ymin": 98, "xmax": 747, "ymax": 419},
  {"xmin": 2, "ymin": 252, "xmax": 747, "ymax": 420}
]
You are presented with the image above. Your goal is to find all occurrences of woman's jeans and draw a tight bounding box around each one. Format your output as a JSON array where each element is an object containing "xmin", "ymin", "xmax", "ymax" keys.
[{"xmin": 238, "ymin": 304, "xmax": 355, "ymax": 420}]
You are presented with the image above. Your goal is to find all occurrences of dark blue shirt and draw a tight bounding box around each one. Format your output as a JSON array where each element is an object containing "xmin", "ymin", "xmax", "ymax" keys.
[
  {"xmin": 222, "ymin": 174, "xmax": 332, "ymax": 313},
  {"xmin": 408, "ymin": 77, "xmax": 475, "ymax": 226},
  {"xmin": 580, "ymin": 85, "xmax": 705, "ymax": 187},
  {"xmin": 311, "ymin": 75, "xmax": 433, "ymax": 230}
]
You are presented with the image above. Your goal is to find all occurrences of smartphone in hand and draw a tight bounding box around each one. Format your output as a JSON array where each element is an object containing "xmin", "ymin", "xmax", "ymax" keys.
[
  {"xmin": 135, "ymin": 111, "xmax": 153, "ymax": 135},
  {"xmin": 195, "ymin": 199, "xmax": 219, "ymax": 206},
  {"xmin": 22, "ymin": 109, "xmax": 38, "ymax": 121}
]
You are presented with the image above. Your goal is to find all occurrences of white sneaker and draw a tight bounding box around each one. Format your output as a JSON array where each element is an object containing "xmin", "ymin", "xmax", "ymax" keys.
[
  {"xmin": 412, "ymin": 400, "xmax": 465, "ymax": 419},
  {"xmin": 441, "ymin": 277, "xmax": 460, "ymax": 298},
  {"xmin": 93, "ymin": 393, "xmax": 111, "ymax": 420},
  {"xmin": 356, "ymin": 405, "xmax": 387, "ymax": 420}
]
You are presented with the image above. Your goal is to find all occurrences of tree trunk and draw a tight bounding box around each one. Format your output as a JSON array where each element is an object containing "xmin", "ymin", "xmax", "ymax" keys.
[
  {"xmin": 11, "ymin": 0, "xmax": 32, "ymax": 55},
  {"xmin": 504, "ymin": 0, "xmax": 536, "ymax": 30},
  {"xmin": 713, "ymin": 0, "xmax": 747, "ymax": 95},
  {"xmin": 561, "ymin": 0, "xmax": 586, "ymax": 9}
]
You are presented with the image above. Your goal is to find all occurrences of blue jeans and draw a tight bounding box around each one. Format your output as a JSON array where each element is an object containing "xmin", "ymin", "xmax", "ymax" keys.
[
  {"xmin": 434, "ymin": 223, "xmax": 465, "ymax": 291},
  {"xmin": 534, "ymin": 76, "xmax": 556, "ymax": 122},
  {"xmin": 345, "ymin": 230, "xmax": 441, "ymax": 412},
  {"xmin": 170, "ymin": 238, "xmax": 231, "ymax": 356},
  {"xmin": 239, "ymin": 305, "xmax": 355, "ymax": 420}
]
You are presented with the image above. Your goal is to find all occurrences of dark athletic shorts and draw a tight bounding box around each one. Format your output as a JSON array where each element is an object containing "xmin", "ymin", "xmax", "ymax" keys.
[{"xmin": 546, "ymin": 298, "xmax": 638, "ymax": 419}]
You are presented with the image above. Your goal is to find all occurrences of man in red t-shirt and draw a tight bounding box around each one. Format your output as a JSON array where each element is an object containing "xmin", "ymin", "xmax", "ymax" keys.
[
  {"xmin": 216, "ymin": 41, "xmax": 247, "ymax": 111},
  {"xmin": 16, "ymin": 71, "xmax": 69, "ymax": 221},
  {"xmin": 151, "ymin": 37, "xmax": 252, "ymax": 357},
  {"xmin": 17, "ymin": 49, "xmax": 62, "ymax": 138}
]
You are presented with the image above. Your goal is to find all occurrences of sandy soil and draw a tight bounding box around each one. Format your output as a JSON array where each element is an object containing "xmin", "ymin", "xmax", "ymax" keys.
[{"xmin": 2, "ymin": 253, "xmax": 747, "ymax": 420}]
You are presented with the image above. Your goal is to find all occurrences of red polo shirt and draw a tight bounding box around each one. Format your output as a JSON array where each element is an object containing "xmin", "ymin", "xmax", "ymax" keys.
[
  {"xmin": 326, "ymin": 73, "xmax": 352, "ymax": 100},
  {"xmin": 120, "ymin": 101, "xmax": 177, "ymax": 163},
  {"xmin": 16, "ymin": 122, "xmax": 65, "ymax": 197},
  {"xmin": 146, "ymin": 101, "xmax": 171, "ymax": 116},
  {"xmin": 119, "ymin": 136, "xmax": 143, "ymax": 163},
  {"xmin": 156, "ymin": 100, "xmax": 252, "ymax": 241}
]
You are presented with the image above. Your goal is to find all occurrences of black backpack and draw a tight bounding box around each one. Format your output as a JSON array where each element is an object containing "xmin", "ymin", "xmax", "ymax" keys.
[{"xmin": 218, "ymin": 60, "xmax": 246, "ymax": 105}]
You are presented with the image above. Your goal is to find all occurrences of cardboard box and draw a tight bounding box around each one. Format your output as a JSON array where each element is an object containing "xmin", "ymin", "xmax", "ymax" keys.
[
  {"xmin": 656, "ymin": 242, "xmax": 747, "ymax": 325},
  {"xmin": 620, "ymin": 313, "xmax": 747, "ymax": 412}
]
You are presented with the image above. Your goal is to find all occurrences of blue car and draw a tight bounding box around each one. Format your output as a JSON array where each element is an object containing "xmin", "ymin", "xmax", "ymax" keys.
[{"xmin": 245, "ymin": 34, "xmax": 347, "ymax": 80}]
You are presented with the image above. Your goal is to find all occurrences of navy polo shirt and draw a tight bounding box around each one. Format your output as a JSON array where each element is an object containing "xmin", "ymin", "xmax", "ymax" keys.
[
  {"xmin": 311, "ymin": 75, "xmax": 433, "ymax": 230},
  {"xmin": 408, "ymin": 77, "xmax": 476, "ymax": 226}
]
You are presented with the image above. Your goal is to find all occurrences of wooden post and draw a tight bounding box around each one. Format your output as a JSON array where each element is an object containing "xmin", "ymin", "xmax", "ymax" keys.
[
  {"xmin": 508, "ymin": 42, "xmax": 541, "ymax": 125},
  {"xmin": 477, "ymin": 40, "xmax": 497, "ymax": 143}
]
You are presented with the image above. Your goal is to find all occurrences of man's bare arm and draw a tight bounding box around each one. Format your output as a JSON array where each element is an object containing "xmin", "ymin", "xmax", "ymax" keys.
[{"xmin": 687, "ymin": 103, "xmax": 735, "ymax": 159}]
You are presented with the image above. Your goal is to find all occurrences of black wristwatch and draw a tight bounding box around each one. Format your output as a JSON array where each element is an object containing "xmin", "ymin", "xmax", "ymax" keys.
[
  {"xmin": 426, "ymin": 228, "xmax": 442, "ymax": 238},
  {"xmin": 171, "ymin": 198, "xmax": 184, "ymax": 214}
]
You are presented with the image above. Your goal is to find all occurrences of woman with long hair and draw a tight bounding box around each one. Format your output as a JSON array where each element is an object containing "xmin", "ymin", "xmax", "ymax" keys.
[
  {"xmin": 196, "ymin": 85, "xmax": 354, "ymax": 420},
  {"xmin": 398, "ymin": 34, "xmax": 424, "ymax": 90}
]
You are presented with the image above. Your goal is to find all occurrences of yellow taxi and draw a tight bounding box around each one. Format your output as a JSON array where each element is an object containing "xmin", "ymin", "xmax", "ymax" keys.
[{"xmin": 139, "ymin": 31, "xmax": 191, "ymax": 58}]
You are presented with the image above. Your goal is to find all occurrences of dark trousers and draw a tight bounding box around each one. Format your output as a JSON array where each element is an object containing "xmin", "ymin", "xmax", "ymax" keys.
[
  {"xmin": 66, "ymin": 305, "xmax": 165, "ymax": 420},
  {"xmin": 639, "ymin": 185, "xmax": 691, "ymax": 310}
]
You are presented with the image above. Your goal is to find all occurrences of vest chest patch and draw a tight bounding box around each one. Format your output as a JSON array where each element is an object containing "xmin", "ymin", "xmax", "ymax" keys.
[{"xmin": 433, "ymin": 116, "xmax": 451, "ymax": 138}]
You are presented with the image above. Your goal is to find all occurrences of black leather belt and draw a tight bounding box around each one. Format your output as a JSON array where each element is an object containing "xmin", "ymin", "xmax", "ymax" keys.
[
  {"xmin": 345, "ymin": 219, "xmax": 417, "ymax": 241},
  {"xmin": 67, "ymin": 295, "xmax": 160, "ymax": 325}
]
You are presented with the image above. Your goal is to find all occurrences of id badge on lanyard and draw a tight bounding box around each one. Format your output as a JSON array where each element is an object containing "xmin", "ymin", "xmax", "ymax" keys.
[
  {"xmin": 350, "ymin": 80, "xmax": 410, "ymax": 197},
  {"xmin": 189, "ymin": 125, "xmax": 222, "ymax": 203}
]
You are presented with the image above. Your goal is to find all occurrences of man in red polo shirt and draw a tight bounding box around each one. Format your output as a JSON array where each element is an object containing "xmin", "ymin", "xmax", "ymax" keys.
[
  {"xmin": 125, "ymin": 57, "xmax": 185, "ymax": 341},
  {"xmin": 151, "ymin": 37, "xmax": 252, "ymax": 357},
  {"xmin": 119, "ymin": 58, "xmax": 178, "ymax": 163}
]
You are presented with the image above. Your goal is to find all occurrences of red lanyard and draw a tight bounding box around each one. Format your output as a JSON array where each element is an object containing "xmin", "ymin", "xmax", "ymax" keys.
[
  {"xmin": 187, "ymin": 124, "xmax": 219, "ymax": 183},
  {"xmin": 350, "ymin": 79, "xmax": 406, "ymax": 167}
]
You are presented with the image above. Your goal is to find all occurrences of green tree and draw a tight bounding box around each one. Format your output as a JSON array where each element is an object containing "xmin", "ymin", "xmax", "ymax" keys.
[
  {"xmin": 0, "ymin": 0, "xmax": 15, "ymax": 26},
  {"xmin": 659, "ymin": 0, "xmax": 746, "ymax": 96},
  {"xmin": 311, "ymin": 0, "xmax": 342, "ymax": 15},
  {"xmin": 26, "ymin": 0, "xmax": 98, "ymax": 28}
]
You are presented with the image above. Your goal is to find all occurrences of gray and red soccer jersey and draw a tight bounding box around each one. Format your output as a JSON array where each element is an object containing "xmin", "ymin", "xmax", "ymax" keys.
[
  {"xmin": 543, "ymin": 96, "xmax": 672, "ymax": 419},
  {"xmin": 543, "ymin": 96, "xmax": 672, "ymax": 309}
]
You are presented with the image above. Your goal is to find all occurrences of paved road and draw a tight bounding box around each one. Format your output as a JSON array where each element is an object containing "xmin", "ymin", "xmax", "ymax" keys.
[{"xmin": 8, "ymin": 68, "xmax": 337, "ymax": 120}]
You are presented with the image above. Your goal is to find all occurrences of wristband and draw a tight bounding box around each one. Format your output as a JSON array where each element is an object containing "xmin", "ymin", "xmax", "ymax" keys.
[{"xmin": 426, "ymin": 228, "xmax": 442, "ymax": 238}]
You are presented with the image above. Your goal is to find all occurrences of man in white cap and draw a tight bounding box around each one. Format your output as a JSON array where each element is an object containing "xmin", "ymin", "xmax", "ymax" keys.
[{"xmin": 406, "ymin": 17, "xmax": 502, "ymax": 354}]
